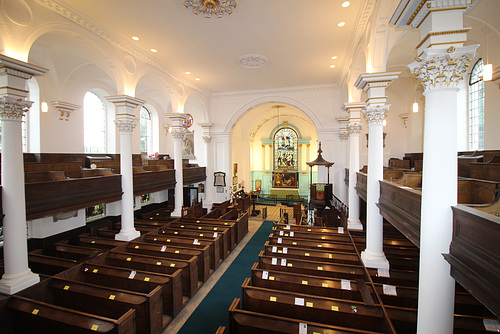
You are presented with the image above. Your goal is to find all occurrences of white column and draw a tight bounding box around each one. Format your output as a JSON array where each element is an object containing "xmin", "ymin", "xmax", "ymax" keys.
[
  {"xmin": 355, "ymin": 72, "xmax": 400, "ymax": 269},
  {"xmin": 106, "ymin": 95, "xmax": 144, "ymax": 241},
  {"xmin": 166, "ymin": 114, "xmax": 189, "ymax": 217},
  {"xmin": 200, "ymin": 122, "xmax": 213, "ymax": 209},
  {"xmin": 261, "ymin": 145, "xmax": 266, "ymax": 171},
  {"xmin": 343, "ymin": 102, "xmax": 365, "ymax": 231},
  {"xmin": 410, "ymin": 46, "xmax": 477, "ymax": 334},
  {"xmin": 0, "ymin": 55, "xmax": 47, "ymax": 294}
]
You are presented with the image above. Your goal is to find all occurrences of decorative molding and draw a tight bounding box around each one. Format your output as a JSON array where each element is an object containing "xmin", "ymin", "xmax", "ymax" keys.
[
  {"xmin": 184, "ymin": 0, "xmax": 237, "ymax": 18},
  {"xmin": 363, "ymin": 105, "xmax": 390, "ymax": 125},
  {"xmin": 236, "ymin": 54, "xmax": 269, "ymax": 69},
  {"xmin": 51, "ymin": 101, "xmax": 81, "ymax": 121},
  {"xmin": 354, "ymin": 72, "xmax": 401, "ymax": 91},
  {"xmin": 114, "ymin": 118, "xmax": 138, "ymax": 134},
  {"xmin": 171, "ymin": 128, "xmax": 186, "ymax": 140},
  {"xmin": 0, "ymin": 96, "xmax": 33, "ymax": 121},
  {"xmin": 249, "ymin": 113, "xmax": 313, "ymax": 140},
  {"xmin": 409, "ymin": 45, "xmax": 477, "ymax": 91},
  {"xmin": 202, "ymin": 135, "xmax": 211, "ymax": 143},
  {"xmin": 34, "ymin": 0, "xmax": 207, "ymax": 95},
  {"xmin": 416, "ymin": 28, "xmax": 471, "ymax": 50},
  {"xmin": 399, "ymin": 113, "xmax": 409, "ymax": 128},
  {"xmin": 339, "ymin": 131, "xmax": 349, "ymax": 141},
  {"xmin": 211, "ymin": 84, "xmax": 336, "ymax": 99}
]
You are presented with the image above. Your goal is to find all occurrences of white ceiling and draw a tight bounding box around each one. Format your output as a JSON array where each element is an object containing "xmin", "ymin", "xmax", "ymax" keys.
[{"xmin": 60, "ymin": 0, "xmax": 366, "ymax": 93}]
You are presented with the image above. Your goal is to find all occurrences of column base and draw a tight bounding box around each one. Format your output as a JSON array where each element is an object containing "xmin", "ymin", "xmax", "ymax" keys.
[
  {"xmin": 115, "ymin": 229, "xmax": 141, "ymax": 241},
  {"xmin": 361, "ymin": 249, "xmax": 390, "ymax": 269},
  {"xmin": 171, "ymin": 208, "xmax": 183, "ymax": 217},
  {"xmin": 0, "ymin": 269, "xmax": 40, "ymax": 295},
  {"xmin": 347, "ymin": 219, "xmax": 363, "ymax": 231}
]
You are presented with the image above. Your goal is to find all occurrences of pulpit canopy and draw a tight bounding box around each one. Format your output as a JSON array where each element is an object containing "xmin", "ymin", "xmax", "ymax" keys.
[{"xmin": 306, "ymin": 142, "xmax": 334, "ymax": 184}]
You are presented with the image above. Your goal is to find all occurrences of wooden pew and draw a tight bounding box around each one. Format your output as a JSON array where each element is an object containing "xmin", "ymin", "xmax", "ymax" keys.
[
  {"xmin": 271, "ymin": 228, "xmax": 352, "ymax": 244},
  {"xmin": 53, "ymin": 244, "xmax": 104, "ymax": 261},
  {"xmin": 156, "ymin": 228, "xmax": 222, "ymax": 268},
  {"xmin": 104, "ymin": 250, "xmax": 198, "ymax": 298},
  {"xmin": 263, "ymin": 242, "xmax": 361, "ymax": 266},
  {"xmin": 258, "ymin": 252, "xmax": 367, "ymax": 281},
  {"xmin": 267, "ymin": 235, "xmax": 356, "ymax": 253},
  {"xmin": 23, "ymin": 161, "xmax": 82, "ymax": 178},
  {"xmin": 141, "ymin": 234, "xmax": 214, "ymax": 272},
  {"xmin": 7, "ymin": 295, "xmax": 136, "ymax": 334},
  {"xmin": 166, "ymin": 221, "xmax": 231, "ymax": 257},
  {"xmin": 251, "ymin": 263, "xmax": 375, "ymax": 303},
  {"xmin": 124, "ymin": 241, "xmax": 209, "ymax": 283},
  {"xmin": 28, "ymin": 253, "xmax": 78, "ymax": 275},
  {"xmin": 82, "ymin": 168, "xmax": 115, "ymax": 177},
  {"xmin": 240, "ymin": 278, "xmax": 392, "ymax": 333},
  {"xmin": 77, "ymin": 235, "xmax": 126, "ymax": 250},
  {"xmin": 15, "ymin": 277, "xmax": 162, "ymax": 334},
  {"xmin": 55, "ymin": 262, "xmax": 181, "ymax": 318},
  {"xmin": 25, "ymin": 171, "xmax": 68, "ymax": 183},
  {"xmin": 228, "ymin": 298, "xmax": 386, "ymax": 334},
  {"xmin": 180, "ymin": 216, "xmax": 240, "ymax": 245}
]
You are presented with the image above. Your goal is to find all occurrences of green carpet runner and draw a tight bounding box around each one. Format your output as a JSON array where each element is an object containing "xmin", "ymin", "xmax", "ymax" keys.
[{"xmin": 178, "ymin": 221, "xmax": 274, "ymax": 333}]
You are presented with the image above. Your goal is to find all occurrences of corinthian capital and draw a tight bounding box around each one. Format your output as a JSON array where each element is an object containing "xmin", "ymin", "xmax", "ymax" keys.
[
  {"xmin": 114, "ymin": 118, "xmax": 138, "ymax": 134},
  {"xmin": 409, "ymin": 45, "xmax": 477, "ymax": 91},
  {"xmin": 0, "ymin": 96, "xmax": 33, "ymax": 121},
  {"xmin": 171, "ymin": 128, "xmax": 186, "ymax": 140},
  {"xmin": 347, "ymin": 124, "xmax": 362, "ymax": 135},
  {"xmin": 202, "ymin": 135, "xmax": 211, "ymax": 143},
  {"xmin": 339, "ymin": 131, "xmax": 349, "ymax": 141},
  {"xmin": 363, "ymin": 105, "xmax": 390, "ymax": 125}
]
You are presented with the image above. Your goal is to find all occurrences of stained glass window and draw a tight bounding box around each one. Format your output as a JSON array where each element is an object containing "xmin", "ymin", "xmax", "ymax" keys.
[{"xmin": 274, "ymin": 128, "xmax": 298, "ymax": 170}]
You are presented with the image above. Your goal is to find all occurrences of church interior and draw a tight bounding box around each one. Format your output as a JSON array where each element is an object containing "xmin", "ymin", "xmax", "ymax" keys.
[{"xmin": 0, "ymin": 0, "xmax": 499, "ymax": 333}]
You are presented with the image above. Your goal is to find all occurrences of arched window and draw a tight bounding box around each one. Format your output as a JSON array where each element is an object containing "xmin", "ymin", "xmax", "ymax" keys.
[
  {"xmin": 274, "ymin": 127, "xmax": 298, "ymax": 170},
  {"xmin": 84, "ymin": 91, "xmax": 106, "ymax": 153},
  {"xmin": 140, "ymin": 106, "xmax": 152, "ymax": 154},
  {"xmin": 469, "ymin": 59, "xmax": 485, "ymax": 150}
]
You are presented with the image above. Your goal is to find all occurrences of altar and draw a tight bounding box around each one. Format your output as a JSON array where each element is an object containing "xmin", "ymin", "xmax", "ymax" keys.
[{"xmin": 270, "ymin": 188, "xmax": 299, "ymax": 199}]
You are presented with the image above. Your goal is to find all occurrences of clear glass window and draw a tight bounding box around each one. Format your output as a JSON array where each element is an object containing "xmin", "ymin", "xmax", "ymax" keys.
[
  {"xmin": 140, "ymin": 107, "xmax": 152, "ymax": 154},
  {"xmin": 469, "ymin": 59, "xmax": 484, "ymax": 150},
  {"xmin": 84, "ymin": 92, "xmax": 106, "ymax": 153}
]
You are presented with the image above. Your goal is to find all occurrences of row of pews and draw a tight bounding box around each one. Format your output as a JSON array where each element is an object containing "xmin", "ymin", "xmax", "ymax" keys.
[
  {"xmin": 227, "ymin": 222, "xmax": 498, "ymax": 333},
  {"xmin": 0, "ymin": 203, "xmax": 249, "ymax": 333}
]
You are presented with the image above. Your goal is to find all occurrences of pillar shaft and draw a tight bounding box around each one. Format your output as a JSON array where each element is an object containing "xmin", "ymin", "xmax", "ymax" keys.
[{"xmin": 106, "ymin": 95, "xmax": 145, "ymax": 241}]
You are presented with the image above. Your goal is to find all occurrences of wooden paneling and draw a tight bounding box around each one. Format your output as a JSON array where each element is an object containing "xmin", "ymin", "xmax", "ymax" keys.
[
  {"xmin": 183, "ymin": 166, "xmax": 206, "ymax": 185},
  {"xmin": 133, "ymin": 169, "xmax": 176, "ymax": 195}
]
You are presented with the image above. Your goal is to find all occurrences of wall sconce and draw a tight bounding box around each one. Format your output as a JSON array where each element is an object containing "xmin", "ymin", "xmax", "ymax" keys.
[
  {"xmin": 399, "ymin": 113, "xmax": 409, "ymax": 128},
  {"xmin": 412, "ymin": 102, "xmax": 418, "ymax": 113}
]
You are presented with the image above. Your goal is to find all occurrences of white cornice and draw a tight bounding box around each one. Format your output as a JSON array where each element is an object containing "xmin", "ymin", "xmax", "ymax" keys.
[
  {"xmin": 34, "ymin": 0, "xmax": 208, "ymax": 96},
  {"xmin": 211, "ymin": 84, "xmax": 337, "ymax": 99}
]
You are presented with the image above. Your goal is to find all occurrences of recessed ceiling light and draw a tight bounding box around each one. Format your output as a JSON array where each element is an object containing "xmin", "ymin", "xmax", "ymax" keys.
[
  {"xmin": 186, "ymin": 71, "xmax": 191, "ymax": 75},
  {"xmin": 330, "ymin": 65, "xmax": 336, "ymax": 68},
  {"xmin": 338, "ymin": 22, "xmax": 345, "ymax": 27},
  {"xmin": 342, "ymin": 1, "xmax": 350, "ymax": 7},
  {"xmin": 195, "ymin": 78, "xmax": 200, "ymax": 81},
  {"xmin": 150, "ymin": 48, "xmax": 157, "ymax": 53},
  {"xmin": 331, "ymin": 56, "xmax": 338, "ymax": 60},
  {"xmin": 132, "ymin": 36, "xmax": 139, "ymax": 41}
]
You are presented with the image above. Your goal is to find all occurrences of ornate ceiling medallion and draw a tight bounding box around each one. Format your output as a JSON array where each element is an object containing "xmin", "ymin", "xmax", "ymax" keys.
[
  {"xmin": 236, "ymin": 54, "xmax": 269, "ymax": 69},
  {"xmin": 184, "ymin": 0, "xmax": 237, "ymax": 18}
]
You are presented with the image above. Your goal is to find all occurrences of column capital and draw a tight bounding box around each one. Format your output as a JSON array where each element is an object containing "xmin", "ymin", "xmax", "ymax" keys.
[
  {"xmin": 202, "ymin": 135, "xmax": 211, "ymax": 143},
  {"xmin": 0, "ymin": 96, "xmax": 33, "ymax": 121},
  {"xmin": 171, "ymin": 128, "xmax": 186, "ymax": 140},
  {"xmin": 409, "ymin": 45, "xmax": 477, "ymax": 91},
  {"xmin": 114, "ymin": 118, "xmax": 138, "ymax": 134},
  {"xmin": 51, "ymin": 101, "xmax": 81, "ymax": 121},
  {"xmin": 363, "ymin": 104, "xmax": 390, "ymax": 125},
  {"xmin": 339, "ymin": 131, "xmax": 349, "ymax": 141},
  {"xmin": 348, "ymin": 124, "xmax": 362, "ymax": 135}
]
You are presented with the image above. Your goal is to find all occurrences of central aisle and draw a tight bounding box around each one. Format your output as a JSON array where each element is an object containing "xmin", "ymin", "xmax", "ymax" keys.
[{"xmin": 165, "ymin": 219, "xmax": 274, "ymax": 333}]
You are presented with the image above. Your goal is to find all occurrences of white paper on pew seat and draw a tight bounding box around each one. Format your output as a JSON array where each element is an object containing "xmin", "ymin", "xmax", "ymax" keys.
[
  {"xmin": 383, "ymin": 284, "xmax": 397, "ymax": 296},
  {"xmin": 341, "ymin": 279, "xmax": 351, "ymax": 290},
  {"xmin": 262, "ymin": 271, "xmax": 269, "ymax": 280},
  {"xmin": 281, "ymin": 258, "xmax": 287, "ymax": 266},
  {"xmin": 378, "ymin": 268, "xmax": 390, "ymax": 278},
  {"xmin": 299, "ymin": 323, "xmax": 307, "ymax": 334},
  {"xmin": 290, "ymin": 232, "xmax": 294, "ymax": 237},
  {"xmin": 484, "ymin": 319, "xmax": 500, "ymax": 332},
  {"xmin": 160, "ymin": 246, "xmax": 167, "ymax": 252},
  {"xmin": 272, "ymin": 246, "xmax": 277, "ymax": 253},
  {"xmin": 128, "ymin": 270, "xmax": 136, "ymax": 279},
  {"xmin": 294, "ymin": 297, "xmax": 304, "ymax": 306},
  {"xmin": 271, "ymin": 258, "xmax": 277, "ymax": 265},
  {"xmin": 279, "ymin": 230, "xmax": 284, "ymax": 236},
  {"xmin": 213, "ymin": 232, "xmax": 218, "ymax": 238},
  {"xmin": 285, "ymin": 225, "xmax": 290, "ymax": 230},
  {"xmin": 338, "ymin": 227, "xmax": 344, "ymax": 234},
  {"xmin": 277, "ymin": 238, "xmax": 282, "ymax": 244},
  {"xmin": 283, "ymin": 248, "xmax": 288, "ymax": 254},
  {"xmin": 193, "ymin": 239, "xmax": 199, "ymax": 245}
]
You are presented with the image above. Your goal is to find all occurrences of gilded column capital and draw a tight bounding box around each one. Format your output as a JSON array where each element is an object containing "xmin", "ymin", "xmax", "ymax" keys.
[
  {"xmin": 363, "ymin": 105, "xmax": 390, "ymax": 125},
  {"xmin": 339, "ymin": 131, "xmax": 349, "ymax": 141},
  {"xmin": 348, "ymin": 124, "xmax": 362, "ymax": 135},
  {"xmin": 0, "ymin": 96, "xmax": 33, "ymax": 121},
  {"xmin": 171, "ymin": 128, "xmax": 186, "ymax": 140},
  {"xmin": 409, "ymin": 45, "xmax": 477, "ymax": 91},
  {"xmin": 114, "ymin": 118, "xmax": 138, "ymax": 134}
]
